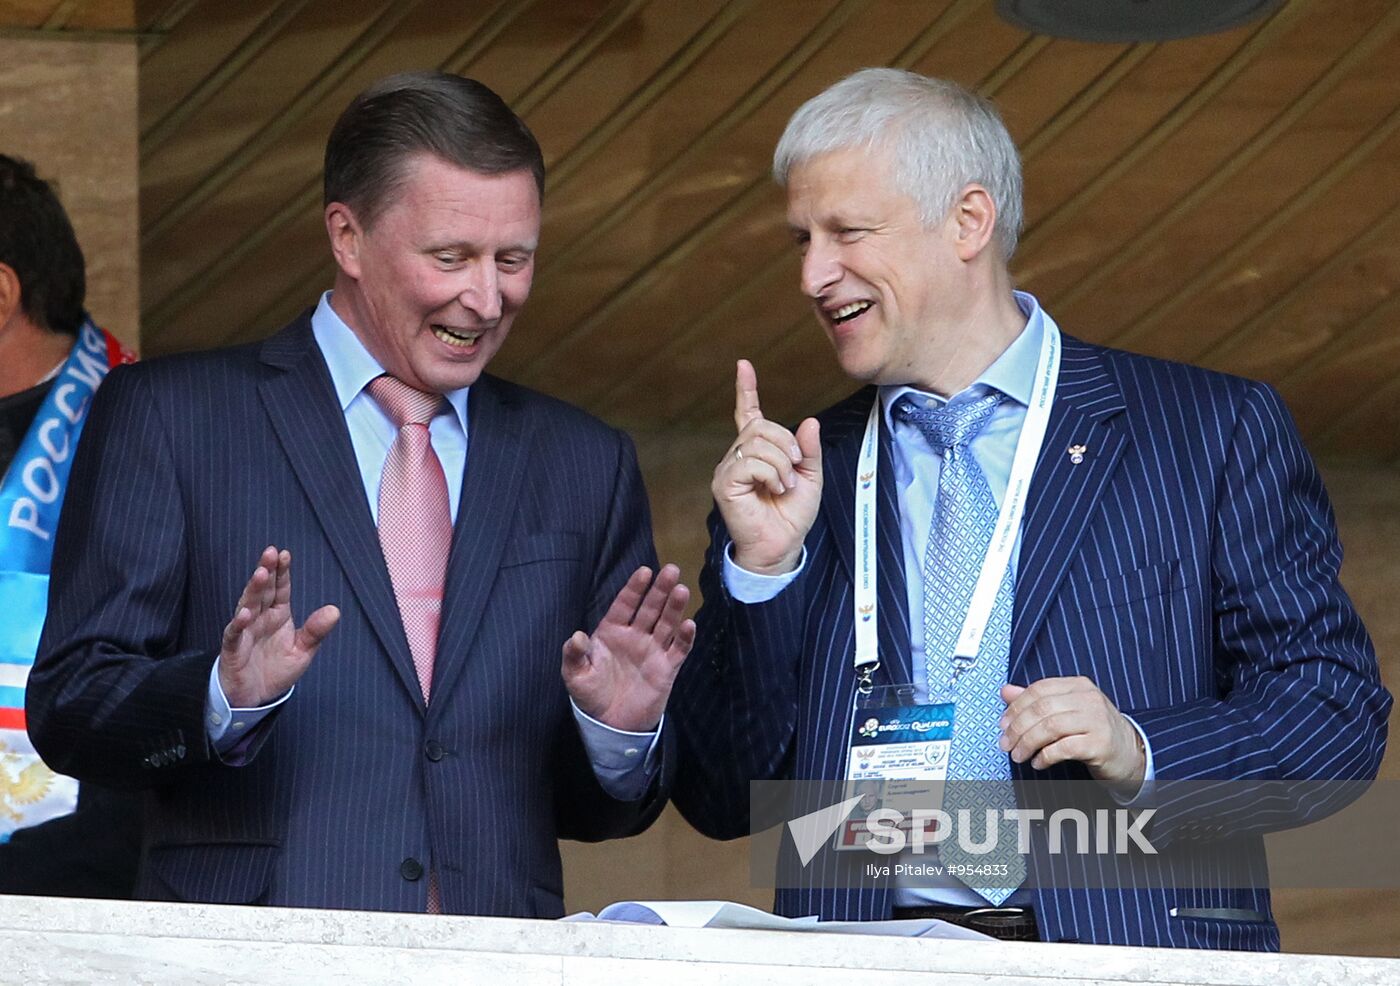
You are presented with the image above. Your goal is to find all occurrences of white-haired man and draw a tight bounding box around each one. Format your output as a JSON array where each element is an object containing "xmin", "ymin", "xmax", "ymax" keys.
[{"xmin": 670, "ymin": 68, "xmax": 1389, "ymax": 949}]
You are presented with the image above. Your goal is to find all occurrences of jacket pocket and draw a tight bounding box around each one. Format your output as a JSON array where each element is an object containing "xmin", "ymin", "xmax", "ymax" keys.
[
  {"xmin": 1084, "ymin": 558, "xmax": 1188, "ymax": 612},
  {"xmin": 1170, "ymin": 906, "xmax": 1269, "ymax": 923},
  {"xmin": 499, "ymin": 532, "xmax": 584, "ymax": 569},
  {"xmin": 144, "ymin": 841, "xmax": 277, "ymax": 905},
  {"xmin": 1054, "ymin": 558, "xmax": 1200, "ymax": 708},
  {"xmin": 1168, "ymin": 906, "xmax": 1278, "ymax": 950}
]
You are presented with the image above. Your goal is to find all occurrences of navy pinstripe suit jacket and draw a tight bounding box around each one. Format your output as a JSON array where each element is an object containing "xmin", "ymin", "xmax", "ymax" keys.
[
  {"xmin": 671, "ymin": 335, "xmax": 1390, "ymax": 949},
  {"xmin": 27, "ymin": 314, "xmax": 669, "ymax": 917}
]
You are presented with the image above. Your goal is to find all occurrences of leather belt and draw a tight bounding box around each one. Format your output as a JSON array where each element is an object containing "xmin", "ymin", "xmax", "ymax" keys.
[{"xmin": 891, "ymin": 904, "xmax": 1039, "ymax": 942}]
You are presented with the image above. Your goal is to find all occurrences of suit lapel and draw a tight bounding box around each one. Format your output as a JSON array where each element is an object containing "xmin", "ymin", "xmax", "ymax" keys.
[
  {"xmin": 817, "ymin": 390, "xmax": 913, "ymax": 689},
  {"xmin": 425, "ymin": 375, "xmax": 530, "ymax": 711},
  {"xmin": 257, "ymin": 318, "xmax": 423, "ymax": 706},
  {"xmin": 1009, "ymin": 337, "xmax": 1130, "ymax": 676},
  {"xmin": 874, "ymin": 413, "xmax": 914, "ymax": 688},
  {"xmin": 817, "ymin": 398, "xmax": 860, "ymax": 584}
]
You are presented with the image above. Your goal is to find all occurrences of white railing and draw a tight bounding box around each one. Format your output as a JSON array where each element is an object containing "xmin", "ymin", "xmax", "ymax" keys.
[{"xmin": 0, "ymin": 895, "xmax": 1396, "ymax": 985}]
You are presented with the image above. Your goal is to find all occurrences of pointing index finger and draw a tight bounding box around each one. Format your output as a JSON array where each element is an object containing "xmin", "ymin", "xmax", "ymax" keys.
[{"xmin": 734, "ymin": 359, "xmax": 764, "ymax": 432}]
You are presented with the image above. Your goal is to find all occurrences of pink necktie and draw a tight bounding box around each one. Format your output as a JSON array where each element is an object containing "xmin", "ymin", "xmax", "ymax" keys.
[
  {"xmin": 369, "ymin": 376, "xmax": 451, "ymax": 914},
  {"xmin": 367, "ymin": 375, "xmax": 452, "ymax": 703}
]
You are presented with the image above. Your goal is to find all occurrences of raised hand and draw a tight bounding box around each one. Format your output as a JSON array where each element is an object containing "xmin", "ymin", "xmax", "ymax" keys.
[
  {"xmin": 561, "ymin": 564, "xmax": 696, "ymax": 733},
  {"xmin": 711, "ymin": 359, "xmax": 822, "ymax": 575},
  {"xmin": 999, "ymin": 677, "xmax": 1147, "ymax": 796},
  {"xmin": 218, "ymin": 546, "xmax": 340, "ymax": 708}
]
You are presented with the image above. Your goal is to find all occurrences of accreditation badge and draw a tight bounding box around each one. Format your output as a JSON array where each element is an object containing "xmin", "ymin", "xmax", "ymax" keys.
[{"xmin": 834, "ymin": 684, "xmax": 954, "ymax": 852}]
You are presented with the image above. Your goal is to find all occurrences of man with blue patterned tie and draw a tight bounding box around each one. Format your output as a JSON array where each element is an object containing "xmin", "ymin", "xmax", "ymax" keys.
[
  {"xmin": 28, "ymin": 72, "xmax": 694, "ymax": 917},
  {"xmin": 670, "ymin": 68, "xmax": 1390, "ymax": 949}
]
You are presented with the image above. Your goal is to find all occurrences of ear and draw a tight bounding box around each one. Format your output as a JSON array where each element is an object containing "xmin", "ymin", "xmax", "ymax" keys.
[
  {"xmin": 0, "ymin": 262, "xmax": 22, "ymax": 328},
  {"xmin": 951, "ymin": 183, "xmax": 998, "ymax": 263},
  {"xmin": 325, "ymin": 202, "xmax": 365, "ymax": 280}
]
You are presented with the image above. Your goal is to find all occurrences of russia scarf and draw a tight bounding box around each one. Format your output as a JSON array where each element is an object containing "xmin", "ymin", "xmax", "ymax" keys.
[{"xmin": 0, "ymin": 319, "xmax": 134, "ymax": 838}]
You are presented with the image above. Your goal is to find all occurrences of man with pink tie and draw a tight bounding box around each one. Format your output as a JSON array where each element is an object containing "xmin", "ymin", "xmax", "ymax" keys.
[{"xmin": 28, "ymin": 72, "xmax": 693, "ymax": 917}]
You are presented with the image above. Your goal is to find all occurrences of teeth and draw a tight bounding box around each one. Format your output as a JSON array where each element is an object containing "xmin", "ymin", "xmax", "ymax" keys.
[
  {"xmin": 831, "ymin": 301, "xmax": 871, "ymax": 322},
  {"xmin": 433, "ymin": 326, "xmax": 481, "ymax": 348}
]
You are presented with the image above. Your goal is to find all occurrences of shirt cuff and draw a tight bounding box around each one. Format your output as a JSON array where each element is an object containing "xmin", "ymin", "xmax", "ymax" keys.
[
  {"xmin": 721, "ymin": 542, "xmax": 807, "ymax": 603},
  {"xmin": 570, "ymin": 700, "xmax": 662, "ymax": 802},
  {"xmin": 206, "ymin": 659, "xmax": 293, "ymax": 753},
  {"xmin": 1110, "ymin": 714, "xmax": 1156, "ymax": 807}
]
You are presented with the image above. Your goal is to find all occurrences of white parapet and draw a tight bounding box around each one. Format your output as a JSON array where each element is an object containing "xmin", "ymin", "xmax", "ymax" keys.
[{"xmin": 0, "ymin": 894, "xmax": 1396, "ymax": 985}]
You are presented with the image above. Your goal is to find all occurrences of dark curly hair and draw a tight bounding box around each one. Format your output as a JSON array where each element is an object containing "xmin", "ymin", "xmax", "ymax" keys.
[{"xmin": 0, "ymin": 154, "xmax": 86, "ymax": 336}]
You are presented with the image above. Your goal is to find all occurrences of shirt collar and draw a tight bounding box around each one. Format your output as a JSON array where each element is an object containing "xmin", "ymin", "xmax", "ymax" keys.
[
  {"xmin": 879, "ymin": 289, "xmax": 1046, "ymax": 429},
  {"xmin": 310, "ymin": 291, "xmax": 470, "ymax": 432}
]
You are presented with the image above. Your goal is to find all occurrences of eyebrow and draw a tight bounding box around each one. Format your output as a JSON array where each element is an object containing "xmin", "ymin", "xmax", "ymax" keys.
[{"xmin": 425, "ymin": 238, "xmax": 540, "ymax": 254}]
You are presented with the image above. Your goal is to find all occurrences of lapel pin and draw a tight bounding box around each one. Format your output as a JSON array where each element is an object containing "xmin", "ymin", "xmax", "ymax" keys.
[{"xmin": 1067, "ymin": 444, "xmax": 1087, "ymax": 465}]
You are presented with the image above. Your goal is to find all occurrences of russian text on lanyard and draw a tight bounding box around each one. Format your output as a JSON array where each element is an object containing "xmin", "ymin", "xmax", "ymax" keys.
[{"xmin": 851, "ymin": 321, "xmax": 1061, "ymax": 691}]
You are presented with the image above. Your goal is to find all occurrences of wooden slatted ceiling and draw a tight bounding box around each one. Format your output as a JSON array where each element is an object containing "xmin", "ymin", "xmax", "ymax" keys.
[
  {"xmin": 6, "ymin": 0, "xmax": 1398, "ymax": 463},
  {"xmin": 0, "ymin": 0, "xmax": 131, "ymax": 31},
  {"xmin": 0, "ymin": 1, "xmax": 199, "ymax": 38}
]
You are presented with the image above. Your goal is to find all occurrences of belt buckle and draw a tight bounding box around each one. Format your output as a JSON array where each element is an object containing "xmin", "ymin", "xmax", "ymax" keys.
[{"xmin": 958, "ymin": 906, "xmax": 1036, "ymax": 941}]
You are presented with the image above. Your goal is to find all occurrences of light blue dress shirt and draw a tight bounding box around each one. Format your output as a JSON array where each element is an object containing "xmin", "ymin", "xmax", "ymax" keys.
[
  {"xmin": 725, "ymin": 291, "xmax": 1152, "ymax": 904},
  {"xmin": 206, "ymin": 293, "xmax": 659, "ymax": 799}
]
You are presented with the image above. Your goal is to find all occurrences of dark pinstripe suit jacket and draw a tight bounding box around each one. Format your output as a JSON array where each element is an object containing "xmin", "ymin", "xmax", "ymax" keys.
[
  {"xmin": 27, "ymin": 314, "xmax": 669, "ymax": 917},
  {"xmin": 671, "ymin": 335, "xmax": 1390, "ymax": 949}
]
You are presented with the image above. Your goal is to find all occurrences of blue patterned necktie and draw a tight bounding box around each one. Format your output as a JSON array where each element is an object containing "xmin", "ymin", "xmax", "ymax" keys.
[{"xmin": 896, "ymin": 392, "xmax": 1025, "ymax": 904}]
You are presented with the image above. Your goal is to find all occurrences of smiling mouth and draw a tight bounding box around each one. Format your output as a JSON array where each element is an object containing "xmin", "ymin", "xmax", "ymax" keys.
[
  {"xmin": 433, "ymin": 325, "xmax": 482, "ymax": 348},
  {"xmin": 829, "ymin": 301, "xmax": 872, "ymax": 324}
]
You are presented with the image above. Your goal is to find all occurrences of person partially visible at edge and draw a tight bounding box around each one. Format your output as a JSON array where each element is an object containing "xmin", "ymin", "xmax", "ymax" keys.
[
  {"xmin": 0, "ymin": 152, "xmax": 140, "ymax": 897},
  {"xmin": 668, "ymin": 68, "xmax": 1390, "ymax": 949},
  {"xmin": 26, "ymin": 73, "xmax": 694, "ymax": 916}
]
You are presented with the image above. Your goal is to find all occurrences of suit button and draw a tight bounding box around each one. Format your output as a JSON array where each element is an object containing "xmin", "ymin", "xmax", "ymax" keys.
[
  {"xmin": 400, "ymin": 858, "xmax": 424, "ymax": 881},
  {"xmin": 424, "ymin": 740, "xmax": 445, "ymax": 762}
]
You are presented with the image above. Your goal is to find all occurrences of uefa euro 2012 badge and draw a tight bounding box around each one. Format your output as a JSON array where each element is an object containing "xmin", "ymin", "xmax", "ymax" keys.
[{"xmin": 836, "ymin": 702, "xmax": 954, "ymax": 852}]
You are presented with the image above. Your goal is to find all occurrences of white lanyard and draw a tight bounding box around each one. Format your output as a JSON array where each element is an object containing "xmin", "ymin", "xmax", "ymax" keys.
[{"xmin": 852, "ymin": 319, "xmax": 1061, "ymax": 689}]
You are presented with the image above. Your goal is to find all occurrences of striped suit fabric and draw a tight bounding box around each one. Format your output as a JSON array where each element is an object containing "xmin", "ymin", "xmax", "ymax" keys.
[
  {"xmin": 27, "ymin": 313, "xmax": 669, "ymax": 917},
  {"xmin": 671, "ymin": 335, "xmax": 1390, "ymax": 949}
]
